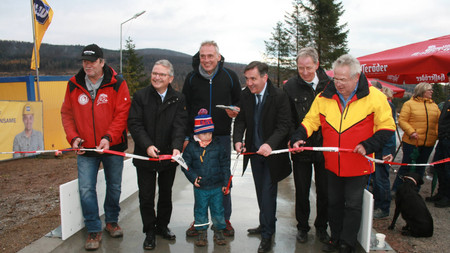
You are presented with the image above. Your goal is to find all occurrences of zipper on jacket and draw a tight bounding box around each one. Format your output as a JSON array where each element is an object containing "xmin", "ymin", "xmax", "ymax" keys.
[
  {"xmin": 337, "ymin": 107, "xmax": 345, "ymax": 176},
  {"xmin": 91, "ymin": 85, "xmax": 107, "ymax": 147},
  {"xmin": 343, "ymin": 103, "xmax": 350, "ymax": 120},
  {"xmin": 423, "ymin": 101, "xmax": 429, "ymax": 146},
  {"xmin": 91, "ymin": 98, "xmax": 97, "ymax": 146},
  {"xmin": 91, "ymin": 84, "xmax": 113, "ymax": 147},
  {"xmin": 208, "ymin": 70, "xmax": 219, "ymax": 115},
  {"xmin": 200, "ymin": 148, "xmax": 206, "ymax": 164},
  {"xmin": 209, "ymin": 79, "xmax": 213, "ymax": 113}
]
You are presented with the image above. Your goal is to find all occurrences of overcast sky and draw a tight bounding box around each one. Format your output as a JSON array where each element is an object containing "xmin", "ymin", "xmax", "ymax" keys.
[{"xmin": 1, "ymin": 0, "xmax": 449, "ymax": 64}]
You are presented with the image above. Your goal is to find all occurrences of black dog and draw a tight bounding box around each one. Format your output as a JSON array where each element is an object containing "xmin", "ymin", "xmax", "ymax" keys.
[{"xmin": 388, "ymin": 172, "xmax": 433, "ymax": 237}]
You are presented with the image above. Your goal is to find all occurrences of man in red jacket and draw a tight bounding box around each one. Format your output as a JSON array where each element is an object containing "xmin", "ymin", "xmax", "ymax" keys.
[{"xmin": 61, "ymin": 44, "xmax": 131, "ymax": 251}]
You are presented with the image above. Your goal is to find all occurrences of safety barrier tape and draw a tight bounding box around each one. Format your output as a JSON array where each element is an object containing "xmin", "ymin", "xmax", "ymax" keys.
[
  {"xmin": 241, "ymin": 146, "xmax": 448, "ymax": 167},
  {"xmin": 2, "ymin": 146, "xmax": 448, "ymax": 167},
  {"xmin": 1, "ymin": 148, "xmax": 189, "ymax": 170}
]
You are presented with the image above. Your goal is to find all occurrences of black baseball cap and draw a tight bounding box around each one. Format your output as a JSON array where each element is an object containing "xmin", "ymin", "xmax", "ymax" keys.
[{"xmin": 81, "ymin": 44, "xmax": 103, "ymax": 61}]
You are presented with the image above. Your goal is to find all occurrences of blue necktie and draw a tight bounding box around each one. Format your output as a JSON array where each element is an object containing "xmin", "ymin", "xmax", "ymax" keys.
[
  {"xmin": 256, "ymin": 94, "xmax": 262, "ymax": 109},
  {"xmin": 254, "ymin": 94, "xmax": 263, "ymax": 149}
]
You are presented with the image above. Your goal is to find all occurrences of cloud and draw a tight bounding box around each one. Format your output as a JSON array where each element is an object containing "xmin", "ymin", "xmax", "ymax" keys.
[
  {"xmin": 341, "ymin": 0, "xmax": 450, "ymax": 57},
  {"xmin": 1, "ymin": 0, "xmax": 449, "ymax": 64}
]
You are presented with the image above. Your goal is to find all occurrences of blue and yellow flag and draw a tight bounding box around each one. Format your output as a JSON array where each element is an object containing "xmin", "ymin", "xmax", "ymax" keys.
[{"xmin": 31, "ymin": 0, "xmax": 53, "ymax": 70}]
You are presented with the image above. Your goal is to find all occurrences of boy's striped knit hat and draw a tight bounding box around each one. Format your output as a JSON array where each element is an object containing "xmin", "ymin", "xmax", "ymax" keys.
[{"xmin": 194, "ymin": 108, "xmax": 214, "ymax": 134}]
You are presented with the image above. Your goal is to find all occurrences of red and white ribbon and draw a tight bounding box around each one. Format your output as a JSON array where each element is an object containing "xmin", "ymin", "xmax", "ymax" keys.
[
  {"xmin": 241, "ymin": 146, "xmax": 448, "ymax": 167},
  {"xmin": 2, "ymin": 147, "xmax": 448, "ymax": 167},
  {"xmin": 364, "ymin": 156, "xmax": 450, "ymax": 167},
  {"xmin": 1, "ymin": 148, "xmax": 189, "ymax": 170}
]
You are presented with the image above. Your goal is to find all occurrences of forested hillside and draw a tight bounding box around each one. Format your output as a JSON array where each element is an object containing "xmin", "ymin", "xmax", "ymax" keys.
[{"xmin": 0, "ymin": 40, "xmax": 246, "ymax": 90}]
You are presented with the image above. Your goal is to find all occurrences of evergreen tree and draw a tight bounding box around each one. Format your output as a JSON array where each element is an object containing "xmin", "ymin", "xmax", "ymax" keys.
[
  {"xmin": 432, "ymin": 83, "xmax": 446, "ymax": 105},
  {"xmin": 264, "ymin": 22, "xmax": 294, "ymax": 86},
  {"xmin": 284, "ymin": 0, "xmax": 311, "ymax": 62},
  {"xmin": 123, "ymin": 37, "xmax": 147, "ymax": 96},
  {"xmin": 284, "ymin": 0, "xmax": 349, "ymax": 69}
]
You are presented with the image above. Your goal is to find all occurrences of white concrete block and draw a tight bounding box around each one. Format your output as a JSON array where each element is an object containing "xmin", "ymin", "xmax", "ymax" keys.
[
  {"xmin": 59, "ymin": 159, "xmax": 137, "ymax": 240},
  {"xmin": 358, "ymin": 189, "xmax": 374, "ymax": 252}
]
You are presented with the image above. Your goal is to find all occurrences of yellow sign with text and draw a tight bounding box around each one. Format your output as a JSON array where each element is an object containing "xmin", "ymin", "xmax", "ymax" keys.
[{"xmin": 0, "ymin": 101, "xmax": 44, "ymax": 161}]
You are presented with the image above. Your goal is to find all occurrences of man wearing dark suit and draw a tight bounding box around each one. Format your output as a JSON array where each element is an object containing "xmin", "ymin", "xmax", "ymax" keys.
[
  {"xmin": 128, "ymin": 59, "xmax": 188, "ymax": 250},
  {"xmin": 233, "ymin": 61, "xmax": 292, "ymax": 253}
]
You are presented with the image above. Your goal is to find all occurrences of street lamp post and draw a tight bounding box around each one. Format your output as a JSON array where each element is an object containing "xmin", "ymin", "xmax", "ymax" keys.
[{"xmin": 120, "ymin": 10, "xmax": 146, "ymax": 74}]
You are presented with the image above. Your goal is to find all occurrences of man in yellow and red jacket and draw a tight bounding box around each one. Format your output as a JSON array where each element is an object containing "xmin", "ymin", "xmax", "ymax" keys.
[
  {"xmin": 291, "ymin": 54, "xmax": 395, "ymax": 253},
  {"xmin": 61, "ymin": 44, "xmax": 131, "ymax": 251}
]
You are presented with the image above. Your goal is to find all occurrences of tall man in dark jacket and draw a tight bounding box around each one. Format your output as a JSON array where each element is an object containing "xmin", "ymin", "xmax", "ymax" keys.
[
  {"xmin": 284, "ymin": 47, "xmax": 330, "ymax": 244},
  {"xmin": 430, "ymin": 95, "xmax": 450, "ymax": 207},
  {"xmin": 128, "ymin": 59, "xmax": 188, "ymax": 250},
  {"xmin": 428, "ymin": 74, "xmax": 450, "ymax": 207},
  {"xmin": 234, "ymin": 61, "xmax": 292, "ymax": 253},
  {"xmin": 182, "ymin": 41, "xmax": 241, "ymax": 236}
]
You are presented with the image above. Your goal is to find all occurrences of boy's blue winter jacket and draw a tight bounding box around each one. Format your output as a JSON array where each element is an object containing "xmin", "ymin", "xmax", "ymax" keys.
[{"xmin": 182, "ymin": 137, "xmax": 230, "ymax": 190}]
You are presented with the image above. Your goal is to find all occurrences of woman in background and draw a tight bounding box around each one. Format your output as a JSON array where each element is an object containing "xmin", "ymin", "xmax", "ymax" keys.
[{"xmin": 392, "ymin": 82, "xmax": 440, "ymax": 193}]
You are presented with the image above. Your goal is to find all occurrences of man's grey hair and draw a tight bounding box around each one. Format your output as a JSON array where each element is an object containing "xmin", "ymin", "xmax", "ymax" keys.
[
  {"xmin": 332, "ymin": 54, "xmax": 361, "ymax": 78},
  {"xmin": 200, "ymin": 40, "xmax": 220, "ymax": 56},
  {"xmin": 296, "ymin": 47, "xmax": 319, "ymax": 64},
  {"xmin": 154, "ymin": 59, "xmax": 174, "ymax": 76}
]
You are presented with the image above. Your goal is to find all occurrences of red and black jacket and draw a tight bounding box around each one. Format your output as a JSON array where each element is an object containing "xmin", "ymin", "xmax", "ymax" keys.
[{"xmin": 61, "ymin": 64, "xmax": 131, "ymax": 155}]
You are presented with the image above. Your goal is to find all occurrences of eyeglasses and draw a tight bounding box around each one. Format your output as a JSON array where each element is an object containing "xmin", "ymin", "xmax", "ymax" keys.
[
  {"xmin": 332, "ymin": 77, "xmax": 349, "ymax": 84},
  {"xmin": 151, "ymin": 72, "xmax": 169, "ymax": 77}
]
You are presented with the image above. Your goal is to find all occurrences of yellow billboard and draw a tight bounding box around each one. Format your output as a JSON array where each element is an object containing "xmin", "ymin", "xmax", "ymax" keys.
[{"xmin": 0, "ymin": 101, "xmax": 44, "ymax": 161}]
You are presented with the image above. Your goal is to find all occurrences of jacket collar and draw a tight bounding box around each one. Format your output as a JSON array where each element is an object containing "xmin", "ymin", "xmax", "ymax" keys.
[
  {"xmin": 413, "ymin": 96, "xmax": 434, "ymax": 103},
  {"xmin": 243, "ymin": 79, "xmax": 276, "ymax": 104},
  {"xmin": 150, "ymin": 84, "xmax": 176, "ymax": 100},
  {"xmin": 295, "ymin": 66, "xmax": 331, "ymax": 92},
  {"xmin": 73, "ymin": 64, "xmax": 116, "ymax": 89}
]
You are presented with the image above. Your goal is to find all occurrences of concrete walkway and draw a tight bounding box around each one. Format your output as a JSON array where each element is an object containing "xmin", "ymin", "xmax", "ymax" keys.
[{"xmin": 19, "ymin": 152, "xmax": 395, "ymax": 253}]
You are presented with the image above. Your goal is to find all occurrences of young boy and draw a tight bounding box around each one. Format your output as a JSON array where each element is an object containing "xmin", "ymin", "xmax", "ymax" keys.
[{"xmin": 182, "ymin": 109, "xmax": 230, "ymax": 246}]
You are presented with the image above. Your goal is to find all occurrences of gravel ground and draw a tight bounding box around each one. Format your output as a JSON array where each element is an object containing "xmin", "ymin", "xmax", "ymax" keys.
[{"xmin": 371, "ymin": 142, "xmax": 450, "ymax": 253}]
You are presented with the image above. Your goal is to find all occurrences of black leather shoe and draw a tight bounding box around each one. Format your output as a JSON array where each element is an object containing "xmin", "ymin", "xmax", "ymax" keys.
[
  {"xmin": 143, "ymin": 232, "xmax": 156, "ymax": 250},
  {"xmin": 322, "ymin": 240, "xmax": 338, "ymax": 252},
  {"xmin": 435, "ymin": 196, "xmax": 450, "ymax": 208},
  {"xmin": 258, "ymin": 238, "xmax": 272, "ymax": 253},
  {"xmin": 155, "ymin": 227, "xmax": 176, "ymax": 240},
  {"xmin": 316, "ymin": 229, "xmax": 331, "ymax": 243},
  {"xmin": 425, "ymin": 193, "xmax": 443, "ymax": 202},
  {"xmin": 339, "ymin": 243, "xmax": 354, "ymax": 253},
  {"xmin": 247, "ymin": 225, "xmax": 262, "ymax": 234},
  {"xmin": 296, "ymin": 230, "xmax": 308, "ymax": 243}
]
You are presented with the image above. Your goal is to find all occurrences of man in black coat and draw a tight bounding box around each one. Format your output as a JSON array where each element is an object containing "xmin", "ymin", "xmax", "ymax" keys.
[
  {"xmin": 429, "ymin": 94, "xmax": 450, "ymax": 207},
  {"xmin": 284, "ymin": 47, "xmax": 331, "ymax": 244},
  {"xmin": 128, "ymin": 59, "xmax": 188, "ymax": 250},
  {"xmin": 233, "ymin": 61, "xmax": 292, "ymax": 253}
]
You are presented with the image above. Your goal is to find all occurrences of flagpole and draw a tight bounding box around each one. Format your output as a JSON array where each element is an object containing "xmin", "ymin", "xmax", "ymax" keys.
[{"xmin": 30, "ymin": 0, "xmax": 41, "ymax": 101}]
